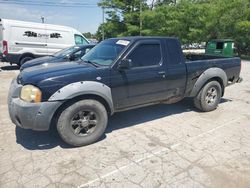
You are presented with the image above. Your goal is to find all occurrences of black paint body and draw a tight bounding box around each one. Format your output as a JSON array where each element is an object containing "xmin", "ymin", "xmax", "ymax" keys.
[{"xmin": 18, "ymin": 37, "xmax": 241, "ymax": 112}]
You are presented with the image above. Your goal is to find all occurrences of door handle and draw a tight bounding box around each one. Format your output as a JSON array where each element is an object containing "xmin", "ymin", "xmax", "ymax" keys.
[
  {"xmin": 158, "ymin": 71, "xmax": 165, "ymax": 74},
  {"xmin": 158, "ymin": 71, "xmax": 166, "ymax": 78}
]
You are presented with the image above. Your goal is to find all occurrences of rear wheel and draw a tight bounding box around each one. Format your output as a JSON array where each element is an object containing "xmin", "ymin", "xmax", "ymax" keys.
[
  {"xmin": 194, "ymin": 81, "xmax": 222, "ymax": 112},
  {"xmin": 19, "ymin": 56, "xmax": 33, "ymax": 66},
  {"xmin": 57, "ymin": 99, "xmax": 108, "ymax": 146}
]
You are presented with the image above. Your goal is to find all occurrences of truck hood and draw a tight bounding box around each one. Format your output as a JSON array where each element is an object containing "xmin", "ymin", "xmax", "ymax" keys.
[
  {"xmin": 20, "ymin": 56, "xmax": 60, "ymax": 71},
  {"xmin": 19, "ymin": 60, "xmax": 96, "ymax": 86}
]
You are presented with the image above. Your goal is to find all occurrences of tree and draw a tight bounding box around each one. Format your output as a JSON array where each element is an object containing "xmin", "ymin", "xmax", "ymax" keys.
[
  {"xmin": 96, "ymin": 0, "xmax": 250, "ymax": 55},
  {"xmin": 95, "ymin": 10, "xmax": 126, "ymax": 41},
  {"xmin": 234, "ymin": 21, "xmax": 250, "ymax": 55},
  {"xmin": 204, "ymin": 0, "xmax": 250, "ymax": 55},
  {"xmin": 98, "ymin": 0, "xmax": 148, "ymax": 38},
  {"xmin": 141, "ymin": 0, "xmax": 209, "ymax": 43},
  {"xmin": 82, "ymin": 32, "xmax": 94, "ymax": 39}
]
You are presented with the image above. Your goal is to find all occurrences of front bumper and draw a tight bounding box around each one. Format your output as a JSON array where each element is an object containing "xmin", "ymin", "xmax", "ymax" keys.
[{"xmin": 8, "ymin": 78, "xmax": 62, "ymax": 131}]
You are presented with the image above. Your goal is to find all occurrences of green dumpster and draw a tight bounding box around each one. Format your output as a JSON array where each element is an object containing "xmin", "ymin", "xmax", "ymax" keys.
[{"xmin": 205, "ymin": 39, "xmax": 234, "ymax": 57}]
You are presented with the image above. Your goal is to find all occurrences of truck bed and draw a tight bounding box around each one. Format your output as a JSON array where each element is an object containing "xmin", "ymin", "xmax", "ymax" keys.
[
  {"xmin": 185, "ymin": 57, "xmax": 241, "ymax": 96},
  {"xmin": 185, "ymin": 53, "xmax": 229, "ymax": 61}
]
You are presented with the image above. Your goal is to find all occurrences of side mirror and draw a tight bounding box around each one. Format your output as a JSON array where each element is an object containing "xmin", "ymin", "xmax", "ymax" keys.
[
  {"xmin": 68, "ymin": 54, "xmax": 76, "ymax": 61},
  {"xmin": 118, "ymin": 59, "xmax": 132, "ymax": 70}
]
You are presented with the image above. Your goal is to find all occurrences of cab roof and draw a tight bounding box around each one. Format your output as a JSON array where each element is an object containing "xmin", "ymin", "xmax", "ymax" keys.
[{"xmin": 110, "ymin": 36, "xmax": 179, "ymax": 41}]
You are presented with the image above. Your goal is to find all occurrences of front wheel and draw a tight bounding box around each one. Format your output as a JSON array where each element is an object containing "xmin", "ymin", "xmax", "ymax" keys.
[
  {"xmin": 194, "ymin": 81, "xmax": 222, "ymax": 112},
  {"xmin": 57, "ymin": 99, "xmax": 108, "ymax": 146}
]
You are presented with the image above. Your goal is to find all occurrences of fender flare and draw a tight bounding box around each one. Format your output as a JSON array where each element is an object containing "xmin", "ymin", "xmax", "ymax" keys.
[
  {"xmin": 190, "ymin": 67, "xmax": 227, "ymax": 97},
  {"xmin": 48, "ymin": 81, "xmax": 114, "ymax": 114}
]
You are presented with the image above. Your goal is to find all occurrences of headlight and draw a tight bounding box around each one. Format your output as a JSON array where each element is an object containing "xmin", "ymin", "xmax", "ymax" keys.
[{"xmin": 20, "ymin": 85, "xmax": 42, "ymax": 103}]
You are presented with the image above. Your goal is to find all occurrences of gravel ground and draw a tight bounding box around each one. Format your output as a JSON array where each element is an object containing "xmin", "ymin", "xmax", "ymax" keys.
[{"xmin": 0, "ymin": 60, "xmax": 250, "ymax": 188}]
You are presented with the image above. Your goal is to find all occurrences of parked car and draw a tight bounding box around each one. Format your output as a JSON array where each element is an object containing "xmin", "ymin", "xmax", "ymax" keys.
[
  {"xmin": 20, "ymin": 44, "xmax": 95, "ymax": 71},
  {"xmin": 0, "ymin": 19, "xmax": 89, "ymax": 66},
  {"xmin": 8, "ymin": 37, "xmax": 242, "ymax": 146}
]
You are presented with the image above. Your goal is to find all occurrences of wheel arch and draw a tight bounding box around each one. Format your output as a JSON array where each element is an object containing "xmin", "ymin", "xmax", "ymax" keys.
[
  {"xmin": 19, "ymin": 52, "xmax": 35, "ymax": 64},
  {"xmin": 50, "ymin": 93, "xmax": 113, "ymax": 130},
  {"xmin": 48, "ymin": 81, "xmax": 114, "ymax": 129},
  {"xmin": 190, "ymin": 68, "xmax": 227, "ymax": 97}
]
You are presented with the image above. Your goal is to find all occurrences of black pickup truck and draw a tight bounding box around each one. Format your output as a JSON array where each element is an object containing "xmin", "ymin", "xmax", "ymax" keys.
[{"xmin": 8, "ymin": 37, "xmax": 242, "ymax": 146}]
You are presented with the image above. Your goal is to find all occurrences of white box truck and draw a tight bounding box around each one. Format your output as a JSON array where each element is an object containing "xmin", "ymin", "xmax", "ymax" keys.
[{"xmin": 0, "ymin": 19, "xmax": 89, "ymax": 65}]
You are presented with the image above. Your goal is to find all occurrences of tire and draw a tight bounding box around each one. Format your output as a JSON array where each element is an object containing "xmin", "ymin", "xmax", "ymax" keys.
[
  {"xmin": 19, "ymin": 56, "xmax": 33, "ymax": 66},
  {"xmin": 57, "ymin": 99, "xmax": 108, "ymax": 146},
  {"xmin": 194, "ymin": 81, "xmax": 222, "ymax": 112}
]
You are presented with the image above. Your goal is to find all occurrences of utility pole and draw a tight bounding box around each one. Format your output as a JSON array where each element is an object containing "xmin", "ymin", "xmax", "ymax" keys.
[
  {"xmin": 139, "ymin": 0, "xmax": 142, "ymax": 36},
  {"xmin": 41, "ymin": 16, "xmax": 44, "ymax": 23},
  {"xmin": 102, "ymin": 7, "xmax": 105, "ymax": 40}
]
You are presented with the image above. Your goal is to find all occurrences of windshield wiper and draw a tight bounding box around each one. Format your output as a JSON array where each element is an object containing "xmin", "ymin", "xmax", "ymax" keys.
[{"xmin": 83, "ymin": 60, "xmax": 99, "ymax": 67}]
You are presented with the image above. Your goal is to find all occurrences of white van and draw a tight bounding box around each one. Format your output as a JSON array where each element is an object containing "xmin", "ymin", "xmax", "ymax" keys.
[{"xmin": 0, "ymin": 19, "xmax": 89, "ymax": 65}]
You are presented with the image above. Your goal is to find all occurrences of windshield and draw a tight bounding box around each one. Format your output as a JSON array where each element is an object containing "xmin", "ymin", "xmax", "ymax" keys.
[
  {"xmin": 53, "ymin": 46, "xmax": 80, "ymax": 58},
  {"xmin": 81, "ymin": 39, "xmax": 130, "ymax": 66}
]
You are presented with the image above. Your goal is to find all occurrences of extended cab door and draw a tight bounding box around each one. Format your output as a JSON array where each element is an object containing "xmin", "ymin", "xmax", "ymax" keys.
[
  {"xmin": 164, "ymin": 38, "xmax": 187, "ymax": 99},
  {"xmin": 111, "ymin": 39, "xmax": 170, "ymax": 110}
]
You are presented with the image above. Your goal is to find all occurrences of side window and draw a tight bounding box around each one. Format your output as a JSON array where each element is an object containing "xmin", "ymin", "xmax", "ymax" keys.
[
  {"xmin": 166, "ymin": 39, "xmax": 183, "ymax": 65},
  {"xmin": 74, "ymin": 35, "xmax": 88, "ymax": 45},
  {"xmin": 128, "ymin": 43, "xmax": 161, "ymax": 68},
  {"xmin": 216, "ymin": 42, "xmax": 224, "ymax": 49}
]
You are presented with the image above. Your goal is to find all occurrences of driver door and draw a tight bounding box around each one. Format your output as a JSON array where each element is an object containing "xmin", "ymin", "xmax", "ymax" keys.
[{"xmin": 110, "ymin": 40, "xmax": 169, "ymax": 110}]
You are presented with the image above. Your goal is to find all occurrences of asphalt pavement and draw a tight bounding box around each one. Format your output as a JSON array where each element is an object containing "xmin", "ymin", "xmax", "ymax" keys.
[{"xmin": 0, "ymin": 61, "xmax": 250, "ymax": 188}]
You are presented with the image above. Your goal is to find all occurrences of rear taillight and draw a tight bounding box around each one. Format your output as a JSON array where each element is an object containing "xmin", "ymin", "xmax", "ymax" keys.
[{"xmin": 3, "ymin": 40, "xmax": 8, "ymax": 55}]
